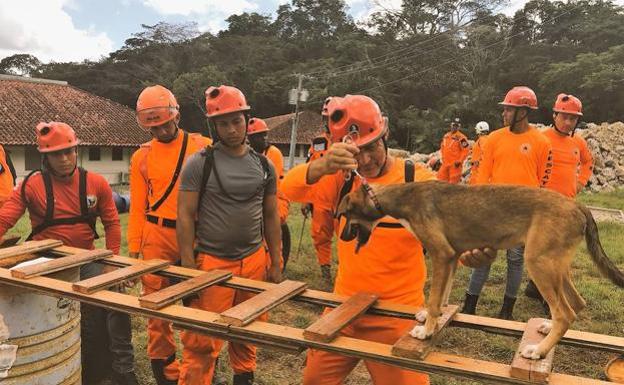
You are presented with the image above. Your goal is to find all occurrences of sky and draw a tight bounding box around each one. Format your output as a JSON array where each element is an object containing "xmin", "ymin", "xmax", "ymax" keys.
[{"xmin": 0, "ymin": 0, "xmax": 620, "ymax": 63}]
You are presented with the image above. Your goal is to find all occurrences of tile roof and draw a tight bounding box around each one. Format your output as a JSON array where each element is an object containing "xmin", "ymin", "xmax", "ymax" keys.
[
  {"xmin": 266, "ymin": 110, "xmax": 324, "ymax": 145},
  {"xmin": 0, "ymin": 75, "xmax": 150, "ymax": 147}
]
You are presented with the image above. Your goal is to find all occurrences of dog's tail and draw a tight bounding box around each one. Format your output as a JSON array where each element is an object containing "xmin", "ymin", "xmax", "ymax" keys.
[{"xmin": 580, "ymin": 205, "xmax": 624, "ymax": 287}]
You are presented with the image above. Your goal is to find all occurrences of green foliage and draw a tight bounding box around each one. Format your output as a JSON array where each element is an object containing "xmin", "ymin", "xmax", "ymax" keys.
[{"xmin": 7, "ymin": 0, "xmax": 624, "ymax": 152}]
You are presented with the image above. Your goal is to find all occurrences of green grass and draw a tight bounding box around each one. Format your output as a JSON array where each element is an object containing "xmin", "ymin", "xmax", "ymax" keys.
[
  {"xmin": 578, "ymin": 188, "xmax": 624, "ymax": 210},
  {"xmin": 5, "ymin": 192, "xmax": 624, "ymax": 385}
]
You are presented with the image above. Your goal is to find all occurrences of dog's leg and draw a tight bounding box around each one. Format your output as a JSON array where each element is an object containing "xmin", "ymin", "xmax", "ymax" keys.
[
  {"xmin": 563, "ymin": 273, "xmax": 586, "ymax": 315},
  {"xmin": 441, "ymin": 260, "xmax": 458, "ymax": 306},
  {"xmin": 523, "ymin": 248, "xmax": 577, "ymax": 360}
]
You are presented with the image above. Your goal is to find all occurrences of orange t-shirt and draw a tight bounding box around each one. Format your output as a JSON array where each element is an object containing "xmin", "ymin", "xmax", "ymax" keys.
[
  {"xmin": 0, "ymin": 145, "xmax": 14, "ymax": 208},
  {"xmin": 264, "ymin": 145, "xmax": 289, "ymax": 223},
  {"xmin": 282, "ymin": 158, "xmax": 436, "ymax": 306},
  {"xmin": 469, "ymin": 135, "xmax": 488, "ymax": 185},
  {"xmin": 128, "ymin": 130, "xmax": 211, "ymax": 253},
  {"xmin": 440, "ymin": 130, "xmax": 470, "ymax": 165},
  {"xmin": 476, "ymin": 125, "xmax": 552, "ymax": 187},
  {"xmin": 572, "ymin": 133, "xmax": 593, "ymax": 186},
  {"xmin": 542, "ymin": 128, "xmax": 594, "ymax": 197}
]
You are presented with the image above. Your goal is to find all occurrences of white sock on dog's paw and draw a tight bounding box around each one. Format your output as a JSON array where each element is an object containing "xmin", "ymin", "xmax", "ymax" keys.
[
  {"xmin": 415, "ymin": 310, "xmax": 428, "ymax": 323},
  {"xmin": 520, "ymin": 344, "xmax": 542, "ymax": 360},
  {"xmin": 537, "ymin": 320, "xmax": 552, "ymax": 335},
  {"xmin": 409, "ymin": 325, "xmax": 431, "ymax": 340}
]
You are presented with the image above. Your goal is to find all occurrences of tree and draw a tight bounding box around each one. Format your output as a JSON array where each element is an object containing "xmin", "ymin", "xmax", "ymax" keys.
[{"xmin": 0, "ymin": 54, "xmax": 42, "ymax": 76}]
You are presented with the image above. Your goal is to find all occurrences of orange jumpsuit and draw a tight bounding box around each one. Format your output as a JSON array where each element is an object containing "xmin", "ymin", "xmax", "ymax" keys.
[
  {"xmin": 0, "ymin": 145, "xmax": 14, "ymax": 208},
  {"xmin": 468, "ymin": 135, "xmax": 488, "ymax": 185},
  {"xmin": 306, "ymin": 138, "xmax": 334, "ymax": 266},
  {"xmin": 542, "ymin": 128, "xmax": 593, "ymax": 198},
  {"xmin": 282, "ymin": 158, "xmax": 433, "ymax": 385},
  {"xmin": 437, "ymin": 130, "xmax": 470, "ymax": 183},
  {"xmin": 128, "ymin": 130, "xmax": 210, "ymax": 380},
  {"xmin": 476, "ymin": 125, "xmax": 552, "ymax": 187},
  {"xmin": 264, "ymin": 145, "xmax": 289, "ymax": 224}
]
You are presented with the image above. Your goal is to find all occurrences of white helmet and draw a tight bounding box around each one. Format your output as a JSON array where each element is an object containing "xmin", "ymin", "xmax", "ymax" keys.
[{"xmin": 475, "ymin": 121, "xmax": 490, "ymax": 135}]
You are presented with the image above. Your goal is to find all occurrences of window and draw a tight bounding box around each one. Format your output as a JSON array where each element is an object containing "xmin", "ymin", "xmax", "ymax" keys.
[
  {"xmin": 25, "ymin": 146, "xmax": 41, "ymax": 171},
  {"xmin": 112, "ymin": 147, "xmax": 123, "ymax": 161},
  {"xmin": 88, "ymin": 147, "xmax": 101, "ymax": 161}
]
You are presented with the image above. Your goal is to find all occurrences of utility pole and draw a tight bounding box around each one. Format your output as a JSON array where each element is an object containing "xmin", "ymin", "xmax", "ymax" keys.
[{"xmin": 287, "ymin": 74, "xmax": 307, "ymax": 170}]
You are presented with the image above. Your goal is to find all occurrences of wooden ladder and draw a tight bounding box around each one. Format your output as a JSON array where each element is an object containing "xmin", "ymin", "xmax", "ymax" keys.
[{"xmin": 0, "ymin": 240, "xmax": 621, "ymax": 385}]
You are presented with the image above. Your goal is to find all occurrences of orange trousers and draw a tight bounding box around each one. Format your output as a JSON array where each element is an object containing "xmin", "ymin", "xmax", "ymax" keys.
[
  {"xmin": 311, "ymin": 207, "xmax": 334, "ymax": 266},
  {"xmin": 178, "ymin": 247, "xmax": 269, "ymax": 385},
  {"xmin": 140, "ymin": 222, "xmax": 180, "ymax": 380},
  {"xmin": 437, "ymin": 163, "xmax": 462, "ymax": 184},
  {"xmin": 303, "ymin": 313, "xmax": 429, "ymax": 385}
]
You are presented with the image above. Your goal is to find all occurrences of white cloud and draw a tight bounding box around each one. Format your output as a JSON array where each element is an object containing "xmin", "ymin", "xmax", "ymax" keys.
[{"xmin": 0, "ymin": 0, "xmax": 113, "ymax": 63}]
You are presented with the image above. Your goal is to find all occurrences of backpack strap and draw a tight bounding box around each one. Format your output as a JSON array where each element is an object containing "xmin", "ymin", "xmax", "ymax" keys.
[
  {"xmin": 20, "ymin": 169, "xmax": 41, "ymax": 205},
  {"xmin": 404, "ymin": 159, "xmax": 415, "ymax": 183},
  {"xmin": 198, "ymin": 146, "xmax": 214, "ymax": 204},
  {"xmin": 149, "ymin": 131, "xmax": 189, "ymax": 212},
  {"xmin": 5, "ymin": 151, "xmax": 17, "ymax": 186}
]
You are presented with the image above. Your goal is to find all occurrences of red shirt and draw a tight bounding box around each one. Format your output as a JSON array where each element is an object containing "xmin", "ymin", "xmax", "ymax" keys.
[{"xmin": 0, "ymin": 169, "xmax": 121, "ymax": 253}]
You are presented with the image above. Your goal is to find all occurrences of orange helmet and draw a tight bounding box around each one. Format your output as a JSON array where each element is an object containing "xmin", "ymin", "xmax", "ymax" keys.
[
  {"xmin": 36, "ymin": 122, "xmax": 80, "ymax": 153},
  {"xmin": 553, "ymin": 93, "xmax": 583, "ymax": 116},
  {"xmin": 135, "ymin": 85, "xmax": 179, "ymax": 128},
  {"xmin": 327, "ymin": 95, "xmax": 386, "ymax": 147},
  {"xmin": 205, "ymin": 85, "xmax": 251, "ymax": 118},
  {"xmin": 499, "ymin": 86, "xmax": 538, "ymax": 109},
  {"xmin": 321, "ymin": 96, "xmax": 343, "ymax": 117},
  {"xmin": 247, "ymin": 117, "xmax": 269, "ymax": 135}
]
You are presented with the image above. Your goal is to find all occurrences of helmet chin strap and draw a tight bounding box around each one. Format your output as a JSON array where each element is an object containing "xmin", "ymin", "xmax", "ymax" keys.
[
  {"xmin": 509, "ymin": 108, "xmax": 528, "ymax": 133},
  {"xmin": 374, "ymin": 137, "xmax": 388, "ymax": 178},
  {"xmin": 44, "ymin": 157, "xmax": 77, "ymax": 179},
  {"xmin": 553, "ymin": 113, "xmax": 577, "ymax": 137}
]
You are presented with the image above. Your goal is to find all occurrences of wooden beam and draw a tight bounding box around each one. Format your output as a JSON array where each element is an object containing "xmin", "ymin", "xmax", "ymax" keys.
[
  {"xmin": 46, "ymin": 246, "xmax": 624, "ymax": 354},
  {"xmin": 72, "ymin": 259, "xmax": 170, "ymax": 294},
  {"xmin": 0, "ymin": 268, "xmax": 614, "ymax": 385},
  {"xmin": 139, "ymin": 270, "xmax": 233, "ymax": 310},
  {"xmin": 0, "ymin": 236, "xmax": 21, "ymax": 249},
  {"xmin": 0, "ymin": 253, "xmax": 38, "ymax": 268},
  {"xmin": 392, "ymin": 305, "xmax": 459, "ymax": 360},
  {"xmin": 220, "ymin": 280, "xmax": 308, "ymax": 327},
  {"xmin": 0, "ymin": 239, "xmax": 62, "ymax": 261},
  {"xmin": 510, "ymin": 318, "xmax": 555, "ymax": 384},
  {"xmin": 304, "ymin": 292, "xmax": 378, "ymax": 342},
  {"xmin": 10, "ymin": 249, "xmax": 112, "ymax": 279}
]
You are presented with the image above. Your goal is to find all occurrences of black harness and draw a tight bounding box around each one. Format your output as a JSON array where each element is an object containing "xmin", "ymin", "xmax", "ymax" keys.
[
  {"xmin": 21, "ymin": 167, "xmax": 99, "ymax": 240},
  {"xmin": 337, "ymin": 160, "xmax": 415, "ymax": 229}
]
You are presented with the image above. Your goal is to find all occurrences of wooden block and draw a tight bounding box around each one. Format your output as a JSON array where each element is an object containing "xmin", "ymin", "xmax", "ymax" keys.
[
  {"xmin": 0, "ymin": 236, "xmax": 21, "ymax": 249},
  {"xmin": 72, "ymin": 259, "xmax": 170, "ymax": 294},
  {"xmin": 510, "ymin": 318, "xmax": 555, "ymax": 384},
  {"xmin": 10, "ymin": 249, "xmax": 112, "ymax": 279},
  {"xmin": 0, "ymin": 253, "xmax": 38, "ymax": 268},
  {"xmin": 304, "ymin": 292, "xmax": 378, "ymax": 342},
  {"xmin": 220, "ymin": 280, "xmax": 308, "ymax": 326},
  {"xmin": 392, "ymin": 305, "xmax": 459, "ymax": 360},
  {"xmin": 0, "ymin": 239, "xmax": 62, "ymax": 261},
  {"xmin": 139, "ymin": 270, "xmax": 233, "ymax": 310}
]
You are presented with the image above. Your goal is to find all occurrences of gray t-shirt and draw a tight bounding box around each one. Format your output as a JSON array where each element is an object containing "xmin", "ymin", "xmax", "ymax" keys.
[{"xmin": 179, "ymin": 143, "xmax": 276, "ymax": 259}]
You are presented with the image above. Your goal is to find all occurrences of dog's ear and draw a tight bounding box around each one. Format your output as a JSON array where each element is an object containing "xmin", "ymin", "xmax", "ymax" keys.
[{"xmin": 336, "ymin": 194, "xmax": 351, "ymax": 218}]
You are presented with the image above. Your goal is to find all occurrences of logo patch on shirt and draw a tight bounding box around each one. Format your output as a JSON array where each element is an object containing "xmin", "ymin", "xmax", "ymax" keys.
[
  {"xmin": 86, "ymin": 195, "xmax": 98, "ymax": 209},
  {"xmin": 460, "ymin": 139, "xmax": 469, "ymax": 148},
  {"xmin": 520, "ymin": 143, "xmax": 532, "ymax": 154}
]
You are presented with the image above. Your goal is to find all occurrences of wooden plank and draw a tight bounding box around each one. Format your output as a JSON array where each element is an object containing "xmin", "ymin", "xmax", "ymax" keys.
[
  {"xmin": 220, "ymin": 280, "xmax": 308, "ymax": 326},
  {"xmin": 0, "ymin": 253, "xmax": 38, "ymax": 268},
  {"xmin": 0, "ymin": 236, "xmax": 21, "ymax": 249},
  {"xmin": 0, "ymin": 239, "xmax": 62, "ymax": 261},
  {"xmin": 510, "ymin": 318, "xmax": 555, "ymax": 384},
  {"xmin": 72, "ymin": 259, "xmax": 170, "ymax": 294},
  {"xmin": 10, "ymin": 249, "xmax": 112, "ymax": 279},
  {"xmin": 392, "ymin": 305, "xmax": 459, "ymax": 360},
  {"xmin": 45, "ymin": 246, "xmax": 624, "ymax": 354},
  {"xmin": 304, "ymin": 292, "xmax": 378, "ymax": 342},
  {"xmin": 139, "ymin": 270, "xmax": 233, "ymax": 310},
  {"xmin": 0, "ymin": 268, "xmax": 615, "ymax": 385}
]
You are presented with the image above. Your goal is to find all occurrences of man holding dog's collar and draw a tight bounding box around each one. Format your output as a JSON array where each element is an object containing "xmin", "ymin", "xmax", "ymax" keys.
[
  {"xmin": 283, "ymin": 94, "xmax": 436, "ymax": 384},
  {"xmin": 463, "ymin": 86, "xmax": 553, "ymax": 320}
]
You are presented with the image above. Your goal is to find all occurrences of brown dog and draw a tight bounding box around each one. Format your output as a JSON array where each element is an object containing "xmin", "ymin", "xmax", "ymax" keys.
[{"xmin": 337, "ymin": 180, "xmax": 624, "ymax": 359}]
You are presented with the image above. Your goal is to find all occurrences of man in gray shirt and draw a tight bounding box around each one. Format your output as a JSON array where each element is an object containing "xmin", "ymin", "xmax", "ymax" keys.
[{"xmin": 176, "ymin": 85, "xmax": 282, "ymax": 385}]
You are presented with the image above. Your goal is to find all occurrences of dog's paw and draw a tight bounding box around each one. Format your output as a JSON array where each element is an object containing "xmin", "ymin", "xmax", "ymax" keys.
[
  {"xmin": 409, "ymin": 325, "xmax": 433, "ymax": 340},
  {"xmin": 520, "ymin": 344, "xmax": 543, "ymax": 360},
  {"xmin": 415, "ymin": 309, "xmax": 428, "ymax": 323},
  {"xmin": 537, "ymin": 320, "xmax": 552, "ymax": 335}
]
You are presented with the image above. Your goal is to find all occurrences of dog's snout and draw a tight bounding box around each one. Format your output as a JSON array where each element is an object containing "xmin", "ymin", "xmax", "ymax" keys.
[{"xmin": 340, "ymin": 221, "xmax": 359, "ymax": 242}]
